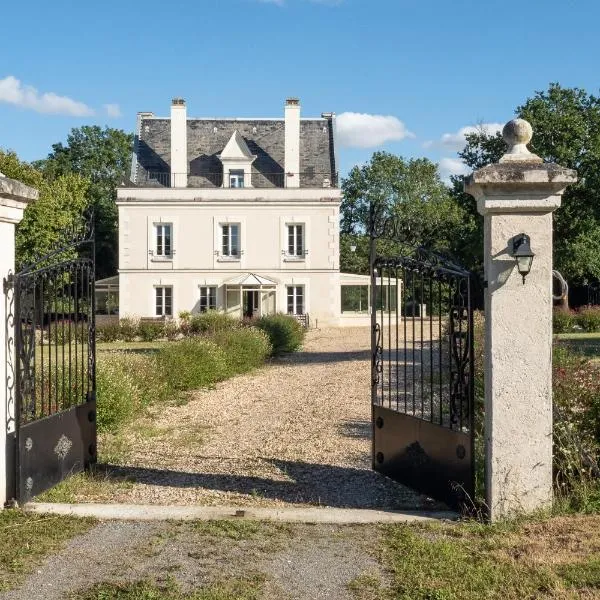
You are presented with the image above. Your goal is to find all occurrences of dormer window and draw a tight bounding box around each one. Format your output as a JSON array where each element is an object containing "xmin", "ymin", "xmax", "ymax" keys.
[
  {"xmin": 218, "ymin": 130, "xmax": 256, "ymax": 188},
  {"xmin": 229, "ymin": 170, "xmax": 245, "ymax": 188}
]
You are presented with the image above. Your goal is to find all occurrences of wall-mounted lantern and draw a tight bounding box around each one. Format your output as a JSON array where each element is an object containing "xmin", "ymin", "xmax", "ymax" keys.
[{"xmin": 511, "ymin": 233, "xmax": 535, "ymax": 284}]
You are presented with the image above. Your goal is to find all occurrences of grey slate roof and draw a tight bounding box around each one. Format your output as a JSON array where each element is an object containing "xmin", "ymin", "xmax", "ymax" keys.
[{"xmin": 134, "ymin": 117, "xmax": 337, "ymax": 188}]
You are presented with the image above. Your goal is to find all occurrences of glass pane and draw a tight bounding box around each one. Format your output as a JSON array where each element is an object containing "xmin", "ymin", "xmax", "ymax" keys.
[
  {"xmin": 297, "ymin": 225, "xmax": 303, "ymax": 255},
  {"xmin": 156, "ymin": 227, "xmax": 163, "ymax": 255},
  {"xmin": 165, "ymin": 287, "xmax": 172, "ymax": 316},
  {"xmin": 164, "ymin": 225, "xmax": 171, "ymax": 256},
  {"xmin": 155, "ymin": 287, "xmax": 162, "ymax": 316},
  {"xmin": 222, "ymin": 225, "xmax": 229, "ymax": 255},
  {"xmin": 209, "ymin": 287, "xmax": 217, "ymax": 309},
  {"xmin": 231, "ymin": 225, "xmax": 239, "ymax": 256}
]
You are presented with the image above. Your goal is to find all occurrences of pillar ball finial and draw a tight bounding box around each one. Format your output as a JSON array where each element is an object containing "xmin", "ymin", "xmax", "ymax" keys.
[
  {"xmin": 499, "ymin": 118, "xmax": 541, "ymax": 163},
  {"xmin": 502, "ymin": 118, "xmax": 533, "ymax": 147}
]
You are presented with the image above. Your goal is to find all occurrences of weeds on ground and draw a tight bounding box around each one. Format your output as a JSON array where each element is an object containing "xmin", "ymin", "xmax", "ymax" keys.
[
  {"xmin": 0, "ymin": 510, "xmax": 95, "ymax": 591},
  {"xmin": 70, "ymin": 575, "xmax": 266, "ymax": 600}
]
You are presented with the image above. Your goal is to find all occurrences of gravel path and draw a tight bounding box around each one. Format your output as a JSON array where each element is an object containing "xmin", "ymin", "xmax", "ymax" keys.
[
  {"xmin": 2, "ymin": 521, "xmax": 385, "ymax": 600},
  {"xmin": 91, "ymin": 327, "xmax": 436, "ymax": 509}
]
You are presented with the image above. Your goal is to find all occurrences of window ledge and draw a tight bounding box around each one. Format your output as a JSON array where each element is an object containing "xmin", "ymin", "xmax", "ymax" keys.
[
  {"xmin": 151, "ymin": 256, "xmax": 173, "ymax": 263},
  {"xmin": 217, "ymin": 257, "xmax": 241, "ymax": 263},
  {"xmin": 283, "ymin": 256, "xmax": 306, "ymax": 262}
]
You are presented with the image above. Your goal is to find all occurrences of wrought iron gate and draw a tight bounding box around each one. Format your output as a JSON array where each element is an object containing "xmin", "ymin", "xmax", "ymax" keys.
[
  {"xmin": 370, "ymin": 229, "xmax": 474, "ymax": 510},
  {"xmin": 5, "ymin": 226, "xmax": 96, "ymax": 504}
]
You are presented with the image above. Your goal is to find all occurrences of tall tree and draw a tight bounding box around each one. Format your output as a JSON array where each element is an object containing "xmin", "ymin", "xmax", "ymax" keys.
[
  {"xmin": 454, "ymin": 84, "xmax": 600, "ymax": 284},
  {"xmin": 340, "ymin": 152, "xmax": 471, "ymax": 273},
  {"xmin": 35, "ymin": 126, "xmax": 133, "ymax": 279},
  {"xmin": 0, "ymin": 150, "xmax": 90, "ymax": 269}
]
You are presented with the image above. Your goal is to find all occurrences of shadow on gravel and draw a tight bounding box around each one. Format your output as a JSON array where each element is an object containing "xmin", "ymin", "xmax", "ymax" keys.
[
  {"xmin": 336, "ymin": 419, "xmax": 371, "ymax": 439},
  {"xmin": 95, "ymin": 459, "xmax": 443, "ymax": 510},
  {"xmin": 273, "ymin": 349, "xmax": 370, "ymax": 365}
]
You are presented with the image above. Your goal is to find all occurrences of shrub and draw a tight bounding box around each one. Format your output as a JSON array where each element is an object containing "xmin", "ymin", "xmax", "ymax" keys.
[
  {"xmin": 553, "ymin": 309, "xmax": 575, "ymax": 334},
  {"xmin": 210, "ymin": 327, "xmax": 272, "ymax": 375},
  {"xmin": 96, "ymin": 322, "xmax": 120, "ymax": 343},
  {"xmin": 178, "ymin": 311, "xmax": 192, "ymax": 336},
  {"xmin": 47, "ymin": 321, "xmax": 89, "ymax": 345},
  {"xmin": 189, "ymin": 311, "xmax": 238, "ymax": 335},
  {"xmin": 119, "ymin": 317, "xmax": 139, "ymax": 342},
  {"xmin": 553, "ymin": 343, "xmax": 600, "ymax": 494},
  {"xmin": 138, "ymin": 321, "xmax": 164, "ymax": 342},
  {"xmin": 96, "ymin": 352, "xmax": 172, "ymax": 433},
  {"xmin": 256, "ymin": 313, "xmax": 305, "ymax": 355},
  {"xmin": 576, "ymin": 306, "xmax": 600, "ymax": 333},
  {"xmin": 163, "ymin": 319, "xmax": 180, "ymax": 341},
  {"xmin": 156, "ymin": 338, "xmax": 229, "ymax": 391}
]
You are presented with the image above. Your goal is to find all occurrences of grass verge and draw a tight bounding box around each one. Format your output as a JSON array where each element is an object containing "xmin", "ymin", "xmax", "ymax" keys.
[
  {"xmin": 348, "ymin": 515, "xmax": 600, "ymax": 600},
  {"xmin": 0, "ymin": 510, "xmax": 95, "ymax": 591}
]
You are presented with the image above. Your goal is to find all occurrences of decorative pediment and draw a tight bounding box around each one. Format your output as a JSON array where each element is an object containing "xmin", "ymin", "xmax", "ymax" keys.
[{"xmin": 218, "ymin": 130, "xmax": 256, "ymax": 162}]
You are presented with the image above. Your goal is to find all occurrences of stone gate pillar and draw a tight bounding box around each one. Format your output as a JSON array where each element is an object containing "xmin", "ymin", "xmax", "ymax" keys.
[
  {"xmin": 465, "ymin": 120, "xmax": 576, "ymax": 521},
  {"xmin": 0, "ymin": 173, "xmax": 37, "ymax": 507}
]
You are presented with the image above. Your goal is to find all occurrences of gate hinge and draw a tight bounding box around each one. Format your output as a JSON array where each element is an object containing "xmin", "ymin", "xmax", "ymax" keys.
[{"xmin": 3, "ymin": 274, "xmax": 14, "ymax": 294}]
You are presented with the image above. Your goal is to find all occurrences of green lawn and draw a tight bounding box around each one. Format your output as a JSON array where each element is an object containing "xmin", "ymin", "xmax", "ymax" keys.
[{"xmin": 555, "ymin": 332, "xmax": 600, "ymax": 360}]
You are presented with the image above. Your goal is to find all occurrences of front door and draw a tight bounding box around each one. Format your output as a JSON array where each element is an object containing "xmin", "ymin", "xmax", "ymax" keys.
[{"xmin": 243, "ymin": 290, "xmax": 259, "ymax": 318}]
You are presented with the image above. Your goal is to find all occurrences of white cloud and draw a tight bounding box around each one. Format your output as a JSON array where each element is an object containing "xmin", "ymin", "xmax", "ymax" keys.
[
  {"xmin": 438, "ymin": 157, "xmax": 469, "ymax": 182},
  {"xmin": 104, "ymin": 103, "xmax": 122, "ymax": 118},
  {"xmin": 336, "ymin": 112, "xmax": 414, "ymax": 148},
  {"xmin": 0, "ymin": 75, "xmax": 94, "ymax": 117},
  {"xmin": 425, "ymin": 122, "xmax": 503, "ymax": 151}
]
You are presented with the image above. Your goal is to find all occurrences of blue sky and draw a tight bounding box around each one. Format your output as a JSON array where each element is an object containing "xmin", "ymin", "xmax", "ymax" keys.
[{"xmin": 1, "ymin": 0, "xmax": 598, "ymax": 180}]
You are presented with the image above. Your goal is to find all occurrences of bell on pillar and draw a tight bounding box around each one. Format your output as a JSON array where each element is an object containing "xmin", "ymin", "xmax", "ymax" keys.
[{"xmin": 464, "ymin": 118, "xmax": 577, "ymax": 521}]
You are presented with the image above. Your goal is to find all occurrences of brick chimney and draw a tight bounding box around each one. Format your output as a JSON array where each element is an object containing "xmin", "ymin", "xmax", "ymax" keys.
[
  {"xmin": 170, "ymin": 98, "xmax": 187, "ymax": 188},
  {"xmin": 284, "ymin": 98, "xmax": 300, "ymax": 188}
]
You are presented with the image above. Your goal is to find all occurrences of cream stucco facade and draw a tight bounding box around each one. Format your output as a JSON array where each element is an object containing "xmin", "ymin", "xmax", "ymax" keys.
[{"xmin": 116, "ymin": 187, "xmax": 343, "ymax": 326}]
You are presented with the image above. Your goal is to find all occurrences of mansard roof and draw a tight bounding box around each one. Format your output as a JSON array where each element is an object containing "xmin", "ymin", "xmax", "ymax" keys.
[{"xmin": 133, "ymin": 116, "xmax": 337, "ymax": 188}]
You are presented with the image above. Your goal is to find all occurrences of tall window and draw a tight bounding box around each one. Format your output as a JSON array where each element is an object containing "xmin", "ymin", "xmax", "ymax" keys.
[
  {"xmin": 155, "ymin": 223, "xmax": 172, "ymax": 257},
  {"xmin": 229, "ymin": 170, "xmax": 244, "ymax": 188},
  {"xmin": 199, "ymin": 286, "xmax": 217, "ymax": 312},
  {"xmin": 222, "ymin": 224, "xmax": 240, "ymax": 257},
  {"xmin": 155, "ymin": 286, "xmax": 173, "ymax": 317},
  {"xmin": 287, "ymin": 285, "xmax": 304, "ymax": 315},
  {"xmin": 287, "ymin": 224, "xmax": 304, "ymax": 257}
]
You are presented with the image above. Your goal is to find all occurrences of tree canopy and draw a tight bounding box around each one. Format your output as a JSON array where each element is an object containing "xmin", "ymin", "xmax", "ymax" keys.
[
  {"xmin": 0, "ymin": 150, "xmax": 89, "ymax": 270},
  {"xmin": 34, "ymin": 126, "xmax": 133, "ymax": 279},
  {"xmin": 454, "ymin": 83, "xmax": 600, "ymax": 283},
  {"xmin": 340, "ymin": 152, "xmax": 470, "ymax": 273}
]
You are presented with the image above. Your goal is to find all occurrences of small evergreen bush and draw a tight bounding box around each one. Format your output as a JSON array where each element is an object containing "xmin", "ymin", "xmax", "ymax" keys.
[
  {"xmin": 189, "ymin": 311, "xmax": 238, "ymax": 335},
  {"xmin": 210, "ymin": 327, "xmax": 272, "ymax": 375},
  {"xmin": 256, "ymin": 313, "xmax": 305, "ymax": 355},
  {"xmin": 96, "ymin": 322, "xmax": 120, "ymax": 342},
  {"xmin": 138, "ymin": 320, "xmax": 164, "ymax": 342},
  {"xmin": 156, "ymin": 338, "xmax": 229, "ymax": 391},
  {"xmin": 553, "ymin": 309, "xmax": 575, "ymax": 334},
  {"xmin": 119, "ymin": 317, "xmax": 139, "ymax": 342},
  {"xmin": 576, "ymin": 306, "xmax": 600, "ymax": 333}
]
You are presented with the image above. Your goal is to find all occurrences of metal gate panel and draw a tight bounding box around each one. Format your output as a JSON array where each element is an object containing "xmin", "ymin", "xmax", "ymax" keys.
[
  {"xmin": 17, "ymin": 400, "xmax": 96, "ymax": 502},
  {"xmin": 373, "ymin": 406, "xmax": 472, "ymax": 509},
  {"xmin": 7, "ymin": 222, "xmax": 96, "ymax": 505},
  {"xmin": 368, "ymin": 200, "xmax": 475, "ymax": 511}
]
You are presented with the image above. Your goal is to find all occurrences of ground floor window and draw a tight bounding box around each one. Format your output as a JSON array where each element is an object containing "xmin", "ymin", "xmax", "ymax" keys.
[
  {"xmin": 199, "ymin": 286, "xmax": 217, "ymax": 312},
  {"xmin": 341, "ymin": 285, "xmax": 369, "ymax": 312},
  {"xmin": 155, "ymin": 286, "xmax": 173, "ymax": 317},
  {"xmin": 287, "ymin": 285, "xmax": 304, "ymax": 315}
]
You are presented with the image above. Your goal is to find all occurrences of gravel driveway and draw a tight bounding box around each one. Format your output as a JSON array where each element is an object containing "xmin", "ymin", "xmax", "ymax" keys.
[{"xmin": 91, "ymin": 327, "xmax": 435, "ymax": 509}]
